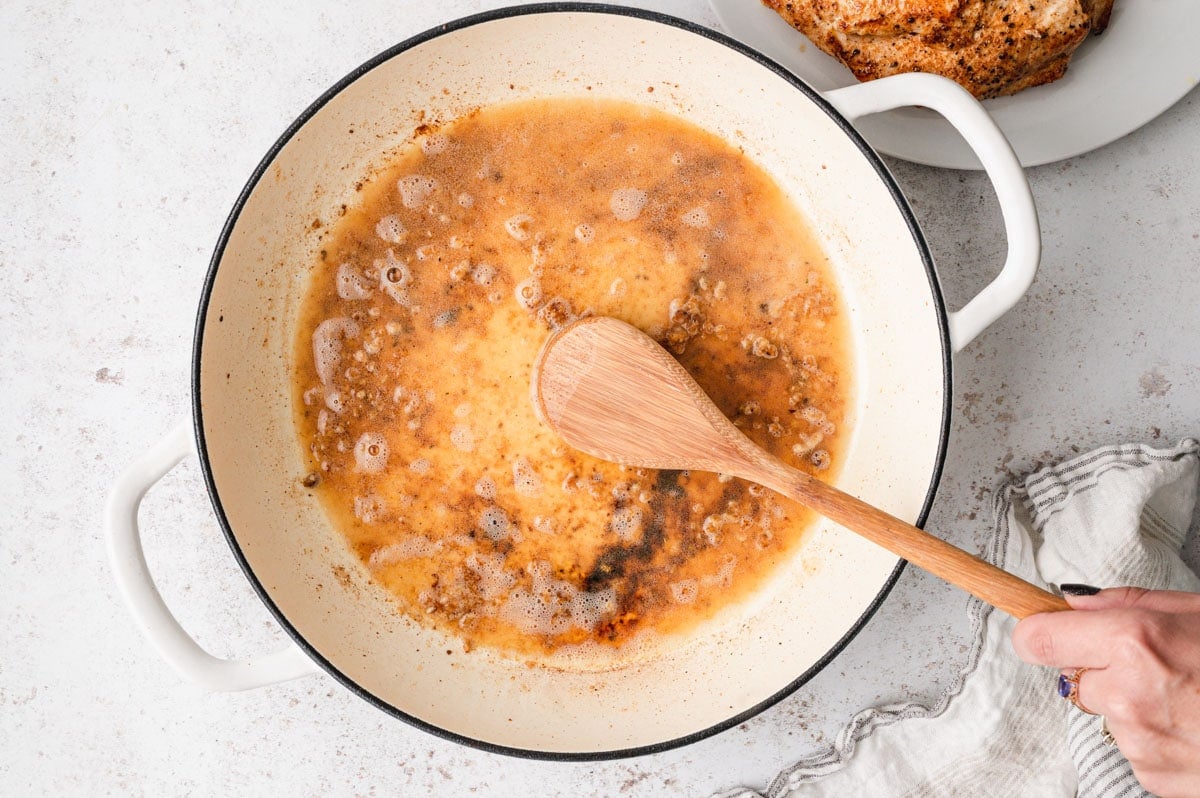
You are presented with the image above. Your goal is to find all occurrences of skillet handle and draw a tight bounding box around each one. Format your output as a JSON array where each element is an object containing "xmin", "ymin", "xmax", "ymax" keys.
[
  {"xmin": 105, "ymin": 420, "xmax": 322, "ymax": 691},
  {"xmin": 823, "ymin": 73, "xmax": 1040, "ymax": 352}
]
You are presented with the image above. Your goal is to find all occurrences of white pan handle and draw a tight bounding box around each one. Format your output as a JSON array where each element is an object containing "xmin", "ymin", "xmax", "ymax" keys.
[
  {"xmin": 105, "ymin": 420, "xmax": 322, "ymax": 691},
  {"xmin": 823, "ymin": 73, "xmax": 1040, "ymax": 351}
]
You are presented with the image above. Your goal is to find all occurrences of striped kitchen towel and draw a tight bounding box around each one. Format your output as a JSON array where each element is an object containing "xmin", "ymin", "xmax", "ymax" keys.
[{"xmin": 723, "ymin": 439, "xmax": 1200, "ymax": 798}]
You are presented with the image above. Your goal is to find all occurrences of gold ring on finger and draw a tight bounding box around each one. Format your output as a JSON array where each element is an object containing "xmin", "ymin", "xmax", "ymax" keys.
[{"xmin": 1057, "ymin": 667, "xmax": 1099, "ymax": 715}]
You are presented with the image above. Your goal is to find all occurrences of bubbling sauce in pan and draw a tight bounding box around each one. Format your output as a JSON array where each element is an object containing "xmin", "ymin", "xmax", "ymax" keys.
[{"xmin": 293, "ymin": 99, "xmax": 852, "ymax": 659}]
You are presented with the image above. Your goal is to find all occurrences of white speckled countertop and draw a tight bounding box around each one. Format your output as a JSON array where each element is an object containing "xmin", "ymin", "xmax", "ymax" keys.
[{"xmin": 3, "ymin": 1, "xmax": 1198, "ymax": 795}]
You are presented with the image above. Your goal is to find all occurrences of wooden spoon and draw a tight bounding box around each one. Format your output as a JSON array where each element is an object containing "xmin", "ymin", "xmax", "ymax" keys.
[{"xmin": 533, "ymin": 316, "xmax": 1069, "ymax": 620}]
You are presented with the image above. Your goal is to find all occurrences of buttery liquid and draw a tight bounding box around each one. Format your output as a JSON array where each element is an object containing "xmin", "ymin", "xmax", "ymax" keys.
[{"xmin": 294, "ymin": 98, "xmax": 851, "ymax": 659}]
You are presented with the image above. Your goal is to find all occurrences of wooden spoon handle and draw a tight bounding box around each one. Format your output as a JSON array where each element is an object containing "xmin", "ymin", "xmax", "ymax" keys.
[{"xmin": 748, "ymin": 457, "xmax": 1069, "ymax": 619}]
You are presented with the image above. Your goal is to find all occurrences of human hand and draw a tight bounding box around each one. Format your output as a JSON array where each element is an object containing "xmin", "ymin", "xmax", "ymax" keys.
[{"xmin": 1011, "ymin": 586, "xmax": 1200, "ymax": 798}]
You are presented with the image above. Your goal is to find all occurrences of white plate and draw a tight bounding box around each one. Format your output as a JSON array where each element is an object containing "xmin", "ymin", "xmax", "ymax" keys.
[{"xmin": 709, "ymin": 0, "xmax": 1200, "ymax": 169}]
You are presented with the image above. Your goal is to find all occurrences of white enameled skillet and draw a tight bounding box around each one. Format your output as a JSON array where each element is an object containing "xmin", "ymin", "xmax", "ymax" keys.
[{"xmin": 107, "ymin": 5, "xmax": 1038, "ymax": 759}]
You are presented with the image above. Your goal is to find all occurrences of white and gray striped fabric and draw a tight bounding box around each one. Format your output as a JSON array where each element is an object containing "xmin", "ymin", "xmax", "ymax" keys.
[{"xmin": 723, "ymin": 440, "xmax": 1200, "ymax": 798}]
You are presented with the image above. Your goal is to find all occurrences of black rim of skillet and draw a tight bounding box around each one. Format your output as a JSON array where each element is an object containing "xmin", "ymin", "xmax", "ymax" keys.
[{"xmin": 192, "ymin": 2, "xmax": 953, "ymax": 763}]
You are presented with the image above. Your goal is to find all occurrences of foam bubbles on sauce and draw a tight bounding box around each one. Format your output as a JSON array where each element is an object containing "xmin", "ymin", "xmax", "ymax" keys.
[
  {"xmin": 369, "ymin": 536, "xmax": 443, "ymax": 567},
  {"xmin": 680, "ymin": 206, "xmax": 710, "ymax": 228},
  {"xmin": 374, "ymin": 214, "xmax": 407, "ymax": 244},
  {"xmin": 669, "ymin": 579, "xmax": 698, "ymax": 604},
  {"xmin": 397, "ymin": 175, "xmax": 438, "ymax": 209},
  {"xmin": 450, "ymin": 424, "xmax": 475, "ymax": 452},
  {"xmin": 702, "ymin": 556, "xmax": 737, "ymax": 589},
  {"xmin": 609, "ymin": 505, "xmax": 644, "ymax": 541},
  {"xmin": 420, "ymin": 132, "xmax": 449, "ymax": 156},
  {"xmin": 537, "ymin": 297, "xmax": 577, "ymax": 330},
  {"xmin": 474, "ymin": 475, "xmax": 497, "ymax": 501},
  {"xmin": 376, "ymin": 250, "xmax": 413, "ymax": 306},
  {"xmin": 511, "ymin": 457, "xmax": 542, "ymax": 497},
  {"xmin": 353, "ymin": 432, "xmax": 388, "ymax": 473},
  {"xmin": 466, "ymin": 552, "xmax": 516, "ymax": 601},
  {"xmin": 336, "ymin": 263, "xmax": 373, "ymax": 301},
  {"xmin": 354, "ymin": 494, "xmax": 385, "ymax": 523},
  {"xmin": 478, "ymin": 506, "xmax": 513, "ymax": 541},
  {"xmin": 515, "ymin": 277, "xmax": 542, "ymax": 309},
  {"xmin": 312, "ymin": 317, "xmax": 360, "ymax": 386},
  {"xmin": 504, "ymin": 214, "xmax": 533, "ymax": 241},
  {"xmin": 471, "ymin": 262, "xmax": 497, "ymax": 286},
  {"xmin": 609, "ymin": 188, "xmax": 648, "ymax": 221},
  {"xmin": 500, "ymin": 561, "xmax": 617, "ymax": 636}
]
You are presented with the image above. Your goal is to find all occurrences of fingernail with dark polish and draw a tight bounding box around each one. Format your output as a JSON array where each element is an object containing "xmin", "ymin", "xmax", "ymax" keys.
[{"xmin": 1059, "ymin": 583, "xmax": 1101, "ymax": 596}]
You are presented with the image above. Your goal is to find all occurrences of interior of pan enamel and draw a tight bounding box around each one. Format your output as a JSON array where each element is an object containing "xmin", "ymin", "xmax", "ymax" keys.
[{"xmin": 194, "ymin": 6, "xmax": 948, "ymax": 758}]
